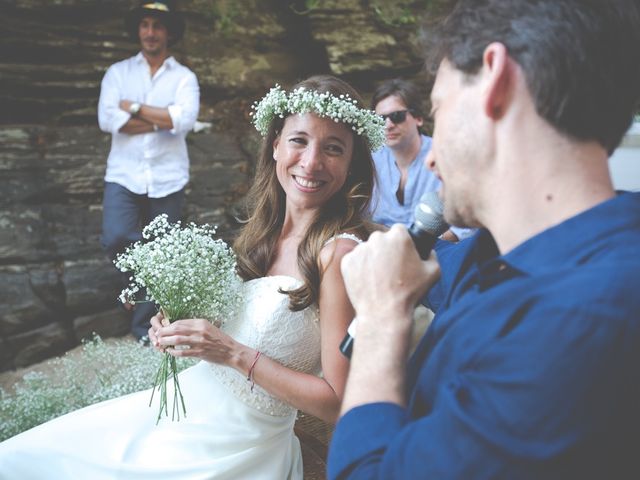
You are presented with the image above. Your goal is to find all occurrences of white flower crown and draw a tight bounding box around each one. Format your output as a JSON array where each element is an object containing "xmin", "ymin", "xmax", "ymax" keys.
[{"xmin": 250, "ymin": 84, "xmax": 386, "ymax": 151}]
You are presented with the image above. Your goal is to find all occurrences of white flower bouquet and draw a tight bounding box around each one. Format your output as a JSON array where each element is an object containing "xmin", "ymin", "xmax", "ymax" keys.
[{"xmin": 114, "ymin": 214, "xmax": 242, "ymax": 423}]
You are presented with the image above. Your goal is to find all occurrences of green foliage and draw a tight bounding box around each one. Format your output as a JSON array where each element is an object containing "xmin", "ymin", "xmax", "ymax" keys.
[
  {"xmin": 0, "ymin": 336, "xmax": 196, "ymax": 442},
  {"xmin": 287, "ymin": 0, "xmax": 439, "ymax": 26},
  {"xmin": 290, "ymin": 0, "xmax": 322, "ymax": 15},
  {"xmin": 203, "ymin": 0, "xmax": 241, "ymax": 35},
  {"xmin": 370, "ymin": 0, "xmax": 433, "ymax": 27}
]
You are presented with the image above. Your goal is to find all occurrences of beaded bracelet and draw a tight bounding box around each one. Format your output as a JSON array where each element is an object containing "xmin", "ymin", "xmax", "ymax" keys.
[{"xmin": 247, "ymin": 351, "xmax": 262, "ymax": 392}]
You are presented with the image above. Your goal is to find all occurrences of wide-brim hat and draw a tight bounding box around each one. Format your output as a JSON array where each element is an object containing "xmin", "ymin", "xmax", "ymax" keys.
[{"xmin": 125, "ymin": 1, "xmax": 185, "ymax": 46}]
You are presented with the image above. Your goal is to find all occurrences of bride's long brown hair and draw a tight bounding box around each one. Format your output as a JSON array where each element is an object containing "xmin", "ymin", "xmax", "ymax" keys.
[{"xmin": 234, "ymin": 75, "xmax": 376, "ymax": 311}]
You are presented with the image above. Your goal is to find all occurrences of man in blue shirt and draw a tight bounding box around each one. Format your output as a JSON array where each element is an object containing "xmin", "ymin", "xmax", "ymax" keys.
[
  {"xmin": 329, "ymin": 1, "xmax": 640, "ymax": 478},
  {"xmin": 371, "ymin": 79, "xmax": 471, "ymax": 241}
]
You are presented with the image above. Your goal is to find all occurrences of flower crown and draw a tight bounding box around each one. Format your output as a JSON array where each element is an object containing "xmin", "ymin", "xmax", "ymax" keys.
[{"xmin": 250, "ymin": 84, "xmax": 386, "ymax": 151}]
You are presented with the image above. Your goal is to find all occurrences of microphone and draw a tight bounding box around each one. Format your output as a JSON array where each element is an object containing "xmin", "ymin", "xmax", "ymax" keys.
[
  {"xmin": 406, "ymin": 191, "xmax": 449, "ymax": 259},
  {"xmin": 339, "ymin": 191, "xmax": 449, "ymax": 358}
]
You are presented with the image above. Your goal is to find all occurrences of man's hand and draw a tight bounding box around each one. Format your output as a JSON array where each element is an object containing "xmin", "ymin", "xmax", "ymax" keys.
[
  {"xmin": 339, "ymin": 224, "xmax": 440, "ymax": 413},
  {"xmin": 119, "ymin": 99, "xmax": 173, "ymax": 132},
  {"xmin": 119, "ymin": 99, "xmax": 134, "ymax": 113},
  {"xmin": 341, "ymin": 224, "xmax": 440, "ymax": 324}
]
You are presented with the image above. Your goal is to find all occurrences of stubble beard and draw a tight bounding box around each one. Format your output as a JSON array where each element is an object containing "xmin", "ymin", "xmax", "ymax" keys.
[{"xmin": 443, "ymin": 188, "xmax": 478, "ymax": 229}]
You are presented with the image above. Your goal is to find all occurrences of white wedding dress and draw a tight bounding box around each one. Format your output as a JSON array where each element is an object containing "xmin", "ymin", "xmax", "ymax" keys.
[{"xmin": 0, "ymin": 275, "xmax": 322, "ymax": 480}]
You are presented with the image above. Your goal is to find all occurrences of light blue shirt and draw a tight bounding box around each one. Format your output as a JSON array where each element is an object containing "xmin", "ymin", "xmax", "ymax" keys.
[
  {"xmin": 371, "ymin": 134, "xmax": 439, "ymax": 227},
  {"xmin": 371, "ymin": 134, "xmax": 474, "ymax": 240}
]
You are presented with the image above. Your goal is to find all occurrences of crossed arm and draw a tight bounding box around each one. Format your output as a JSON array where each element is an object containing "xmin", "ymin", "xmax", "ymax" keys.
[
  {"xmin": 118, "ymin": 100, "xmax": 174, "ymax": 134},
  {"xmin": 97, "ymin": 66, "xmax": 199, "ymax": 136}
]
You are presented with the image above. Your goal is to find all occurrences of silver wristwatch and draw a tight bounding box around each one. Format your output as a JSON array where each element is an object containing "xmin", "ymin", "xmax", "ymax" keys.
[{"xmin": 129, "ymin": 102, "xmax": 141, "ymax": 116}]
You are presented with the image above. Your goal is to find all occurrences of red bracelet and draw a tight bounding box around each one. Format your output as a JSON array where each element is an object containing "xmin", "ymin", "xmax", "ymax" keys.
[{"xmin": 247, "ymin": 351, "xmax": 262, "ymax": 392}]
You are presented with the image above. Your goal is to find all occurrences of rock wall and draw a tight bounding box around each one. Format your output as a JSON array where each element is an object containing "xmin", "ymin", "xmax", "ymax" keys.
[{"xmin": 0, "ymin": 0, "xmax": 451, "ymax": 370}]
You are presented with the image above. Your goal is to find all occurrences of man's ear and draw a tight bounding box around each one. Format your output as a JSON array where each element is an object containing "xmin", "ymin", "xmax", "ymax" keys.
[{"xmin": 482, "ymin": 42, "xmax": 514, "ymax": 120}]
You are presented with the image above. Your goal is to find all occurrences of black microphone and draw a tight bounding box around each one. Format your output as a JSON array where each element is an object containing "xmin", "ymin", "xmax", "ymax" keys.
[{"xmin": 339, "ymin": 191, "xmax": 449, "ymax": 358}]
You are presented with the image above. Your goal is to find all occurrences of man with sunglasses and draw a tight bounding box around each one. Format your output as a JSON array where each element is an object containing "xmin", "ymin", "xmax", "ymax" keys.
[{"xmin": 370, "ymin": 79, "xmax": 471, "ymax": 241}]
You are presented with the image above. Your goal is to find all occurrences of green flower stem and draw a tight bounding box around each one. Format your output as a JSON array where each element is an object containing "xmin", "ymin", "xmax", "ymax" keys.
[
  {"xmin": 171, "ymin": 356, "xmax": 186, "ymax": 420},
  {"xmin": 149, "ymin": 311, "xmax": 187, "ymax": 424}
]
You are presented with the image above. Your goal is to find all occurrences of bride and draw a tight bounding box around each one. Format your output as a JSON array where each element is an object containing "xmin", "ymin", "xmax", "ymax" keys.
[{"xmin": 0, "ymin": 75, "xmax": 385, "ymax": 479}]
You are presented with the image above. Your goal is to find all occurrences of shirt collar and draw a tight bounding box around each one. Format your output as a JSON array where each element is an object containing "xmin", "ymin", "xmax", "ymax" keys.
[
  {"xmin": 163, "ymin": 56, "xmax": 177, "ymax": 68},
  {"xmin": 408, "ymin": 135, "xmax": 432, "ymax": 174},
  {"xmin": 478, "ymin": 192, "xmax": 640, "ymax": 276},
  {"xmin": 134, "ymin": 52, "xmax": 176, "ymax": 69}
]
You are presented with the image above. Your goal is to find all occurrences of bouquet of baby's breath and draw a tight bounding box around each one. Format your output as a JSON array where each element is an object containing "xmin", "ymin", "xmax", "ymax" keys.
[{"xmin": 114, "ymin": 214, "xmax": 242, "ymax": 423}]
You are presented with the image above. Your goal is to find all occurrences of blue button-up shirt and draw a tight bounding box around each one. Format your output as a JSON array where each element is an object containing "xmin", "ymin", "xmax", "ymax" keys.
[{"xmin": 329, "ymin": 192, "xmax": 640, "ymax": 479}]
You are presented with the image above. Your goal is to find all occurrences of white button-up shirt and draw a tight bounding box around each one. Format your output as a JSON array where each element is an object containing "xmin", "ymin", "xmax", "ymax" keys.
[{"xmin": 98, "ymin": 53, "xmax": 200, "ymax": 198}]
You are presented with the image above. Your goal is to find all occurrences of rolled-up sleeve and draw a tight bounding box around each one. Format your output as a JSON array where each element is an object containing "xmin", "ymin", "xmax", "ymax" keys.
[
  {"xmin": 168, "ymin": 71, "xmax": 199, "ymax": 135},
  {"xmin": 97, "ymin": 66, "xmax": 130, "ymax": 134}
]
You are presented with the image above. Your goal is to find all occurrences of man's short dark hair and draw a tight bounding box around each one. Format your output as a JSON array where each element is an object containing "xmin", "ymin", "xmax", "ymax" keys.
[
  {"xmin": 422, "ymin": 0, "xmax": 640, "ymax": 154},
  {"xmin": 371, "ymin": 78, "xmax": 425, "ymax": 120}
]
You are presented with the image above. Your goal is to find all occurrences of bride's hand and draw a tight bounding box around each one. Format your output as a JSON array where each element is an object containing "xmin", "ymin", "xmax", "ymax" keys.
[
  {"xmin": 148, "ymin": 312, "xmax": 166, "ymax": 352},
  {"xmin": 154, "ymin": 318, "xmax": 237, "ymax": 365}
]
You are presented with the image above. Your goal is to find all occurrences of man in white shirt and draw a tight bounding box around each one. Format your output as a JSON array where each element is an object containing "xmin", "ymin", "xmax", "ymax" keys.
[{"xmin": 97, "ymin": 0, "xmax": 200, "ymax": 341}]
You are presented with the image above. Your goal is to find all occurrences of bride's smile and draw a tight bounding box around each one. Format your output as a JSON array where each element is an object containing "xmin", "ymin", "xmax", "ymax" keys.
[{"xmin": 293, "ymin": 175, "xmax": 325, "ymax": 190}]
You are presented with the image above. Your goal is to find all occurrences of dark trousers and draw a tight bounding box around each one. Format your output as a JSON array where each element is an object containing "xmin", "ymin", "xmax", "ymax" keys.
[{"xmin": 101, "ymin": 182, "xmax": 185, "ymax": 339}]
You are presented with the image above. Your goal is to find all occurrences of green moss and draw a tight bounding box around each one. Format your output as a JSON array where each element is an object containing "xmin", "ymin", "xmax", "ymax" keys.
[{"xmin": 369, "ymin": 0, "xmax": 432, "ymax": 27}]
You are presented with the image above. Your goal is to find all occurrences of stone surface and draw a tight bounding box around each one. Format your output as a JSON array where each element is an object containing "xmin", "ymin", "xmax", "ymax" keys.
[
  {"xmin": 73, "ymin": 308, "xmax": 130, "ymax": 342},
  {"xmin": 0, "ymin": 0, "xmax": 451, "ymax": 371},
  {"xmin": 7, "ymin": 321, "xmax": 76, "ymax": 369}
]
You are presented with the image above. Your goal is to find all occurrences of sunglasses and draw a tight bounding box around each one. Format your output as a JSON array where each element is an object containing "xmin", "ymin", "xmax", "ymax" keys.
[{"xmin": 380, "ymin": 110, "xmax": 412, "ymax": 124}]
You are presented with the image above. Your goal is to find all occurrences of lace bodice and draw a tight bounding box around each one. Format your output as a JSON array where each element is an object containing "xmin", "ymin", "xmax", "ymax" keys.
[{"xmin": 208, "ymin": 275, "xmax": 321, "ymax": 416}]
